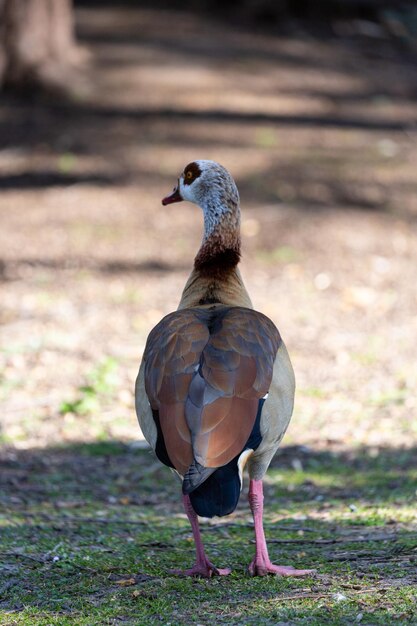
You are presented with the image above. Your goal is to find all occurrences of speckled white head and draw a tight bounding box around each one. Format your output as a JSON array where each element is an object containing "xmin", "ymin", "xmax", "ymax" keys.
[{"xmin": 162, "ymin": 160, "xmax": 240, "ymax": 239}]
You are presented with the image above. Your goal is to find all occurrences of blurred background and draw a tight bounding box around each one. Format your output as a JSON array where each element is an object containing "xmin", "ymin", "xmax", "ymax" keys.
[{"xmin": 1, "ymin": 0, "xmax": 416, "ymax": 452}]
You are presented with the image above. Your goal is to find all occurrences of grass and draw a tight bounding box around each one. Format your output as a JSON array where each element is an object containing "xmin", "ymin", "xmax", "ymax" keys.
[
  {"xmin": 59, "ymin": 358, "xmax": 120, "ymax": 417},
  {"xmin": 1, "ymin": 443, "xmax": 417, "ymax": 625}
]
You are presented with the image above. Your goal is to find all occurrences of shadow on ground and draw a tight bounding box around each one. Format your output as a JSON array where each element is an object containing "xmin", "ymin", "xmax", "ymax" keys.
[
  {"xmin": 1, "ymin": 442, "xmax": 416, "ymax": 624},
  {"xmin": 0, "ymin": 4, "xmax": 416, "ymax": 220}
]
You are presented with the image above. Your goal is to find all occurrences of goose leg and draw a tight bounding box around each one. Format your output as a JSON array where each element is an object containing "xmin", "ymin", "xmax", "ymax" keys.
[
  {"xmin": 170, "ymin": 495, "xmax": 231, "ymax": 578},
  {"xmin": 248, "ymin": 479, "xmax": 315, "ymax": 577}
]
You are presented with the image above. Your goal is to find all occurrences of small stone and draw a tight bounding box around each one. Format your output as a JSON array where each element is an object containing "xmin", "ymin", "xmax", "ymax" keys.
[
  {"xmin": 332, "ymin": 592, "xmax": 347, "ymax": 602},
  {"xmin": 291, "ymin": 458, "xmax": 303, "ymax": 472},
  {"xmin": 314, "ymin": 272, "xmax": 332, "ymax": 291}
]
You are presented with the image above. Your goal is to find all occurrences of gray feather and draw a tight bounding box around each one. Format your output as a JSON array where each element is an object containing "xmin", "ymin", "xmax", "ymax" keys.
[{"xmin": 182, "ymin": 460, "xmax": 216, "ymax": 494}]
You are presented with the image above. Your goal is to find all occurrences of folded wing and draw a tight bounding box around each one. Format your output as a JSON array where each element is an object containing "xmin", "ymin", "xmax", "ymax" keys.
[{"xmin": 143, "ymin": 306, "xmax": 281, "ymax": 488}]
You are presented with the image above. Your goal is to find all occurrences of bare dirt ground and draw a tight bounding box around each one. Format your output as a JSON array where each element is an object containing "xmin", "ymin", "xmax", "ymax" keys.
[{"xmin": 1, "ymin": 5, "xmax": 417, "ymax": 453}]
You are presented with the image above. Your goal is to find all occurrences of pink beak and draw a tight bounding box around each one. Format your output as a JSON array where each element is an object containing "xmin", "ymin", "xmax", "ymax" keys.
[{"xmin": 162, "ymin": 182, "xmax": 183, "ymax": 206}]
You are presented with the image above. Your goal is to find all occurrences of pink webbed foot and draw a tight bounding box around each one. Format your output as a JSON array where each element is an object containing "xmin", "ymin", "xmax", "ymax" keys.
[
  {"xmin": 176, "ymin": 495, "xmax": 232, "ymax": 578},
  {"xmin": 170, "ymin": 558, "xmax": 231, "ymax": 578},
  {"xmin": 248, "ymin": 558, "xmax": 315, "ymax": 577},
  {"xmin": 248, "ymin": 479, "xmax": 316, "ymax": 578}
]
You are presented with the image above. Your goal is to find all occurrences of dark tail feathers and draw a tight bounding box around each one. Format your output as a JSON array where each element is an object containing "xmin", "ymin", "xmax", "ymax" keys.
[
  {"xmin": 188, "ymin": 459, "xmax": 240, "ymax": 518},
  {"xmin": 183, "ymin": 398, "xmax": 265, "ymax": 516}
]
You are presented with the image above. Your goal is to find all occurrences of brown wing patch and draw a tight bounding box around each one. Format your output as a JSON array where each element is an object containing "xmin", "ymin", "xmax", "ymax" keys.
[
  {"xmin": 159, "ymin": 403, "xmax": 192, "ymax": 474},
  {"xmin": 144, "ymin": 309, "xmax": 209, "ymax": 475},
  {"xmin": 201, "ymin": 396, "xmax": 259, "ymax": 467},
  {"xmin": 143, "ymin": 306, "xmax": 281, "ymax": 480},
  {"xmin": 187, "ymin": 308, "xmax": 281, "ymax": 470}
]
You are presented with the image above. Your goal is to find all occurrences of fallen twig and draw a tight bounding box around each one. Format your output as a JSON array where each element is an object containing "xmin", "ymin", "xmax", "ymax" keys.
[
  {"xmin": 278, "ymin": 592, "xmax": 327, "ymax": 601},
  {"xmin": 0, "ymin": 551, "xmax": 45, "ymax": 564},
  {"xmin": 0, "ymin": 550, "xmax": 98, "ymax": 574},
  {"xmin": 10, "ymin": 512, "xmax": 151, "ymax": 526},
  {"xmin": 277, "ymin": 585, "xmax": 394, "ymax": 602},
  {"xmin": 267, "ymin": 533, "xmax": 401, "ymax": 545}
]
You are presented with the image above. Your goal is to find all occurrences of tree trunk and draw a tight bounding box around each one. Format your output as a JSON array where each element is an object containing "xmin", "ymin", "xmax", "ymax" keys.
[{"xmin": 0, "ymin": 0, "xmax": 81, "ymax": 94}]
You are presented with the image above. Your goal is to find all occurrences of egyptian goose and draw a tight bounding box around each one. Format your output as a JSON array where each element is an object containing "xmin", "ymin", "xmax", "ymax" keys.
[{"xmin": 135, "ymin": 160, "xmax": 314, "ymax": 578}]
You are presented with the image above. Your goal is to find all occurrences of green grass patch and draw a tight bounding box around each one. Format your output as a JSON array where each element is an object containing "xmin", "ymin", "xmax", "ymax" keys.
[
  {"xmin": 1, "ymin": 443, "xmax": 417, "ymax": 625},
  {"xmin": 59, "ymin": 358, "xmax": 119, "ymax": 416}
]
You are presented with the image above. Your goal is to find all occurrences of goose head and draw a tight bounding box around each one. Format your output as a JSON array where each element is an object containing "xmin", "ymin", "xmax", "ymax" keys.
[{"xmin": 162, "ymin": 160, "xmax": 240, "ymax": 239}]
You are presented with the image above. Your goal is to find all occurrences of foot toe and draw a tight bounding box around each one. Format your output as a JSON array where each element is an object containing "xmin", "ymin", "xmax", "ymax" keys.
[
  {"xmin": 249, "ymin": 561, "xmax": 316, "ymax": 577},
  {"xmin": 170, "ymin": 562, "xmax": 231, "ymax": 578}
]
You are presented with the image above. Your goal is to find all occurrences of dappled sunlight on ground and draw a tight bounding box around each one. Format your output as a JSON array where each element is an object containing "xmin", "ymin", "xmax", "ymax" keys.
[
  {"xmin": 1, "ymin": 442, "xmax": 416, "ymax": 623},
  {"xmin": 0, "ymin": 5, "xmax": 416, "ymax": 455}
]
